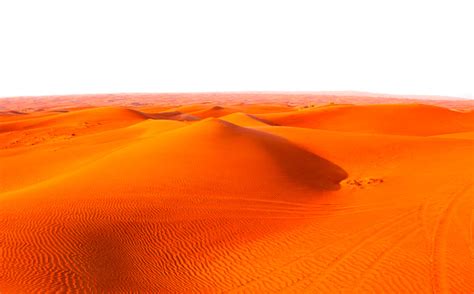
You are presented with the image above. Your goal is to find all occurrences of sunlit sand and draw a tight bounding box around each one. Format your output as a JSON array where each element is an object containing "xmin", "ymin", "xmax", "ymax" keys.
[{"xmin": 1, "ymin": 94, "xmax": 473, "ymax": 292}]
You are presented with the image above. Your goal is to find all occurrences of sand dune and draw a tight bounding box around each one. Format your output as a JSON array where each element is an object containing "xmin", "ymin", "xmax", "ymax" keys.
[
  {"xmin": 258, "ymin": 104, "xmax": 474, "ymax": 136},
  {"xmin": 22, "ymin": 118, "xmax": 346, "ymax": 196},
  {"xmin": 0, "ymin": 98, "xmax": 473, "ymax": 292},
  {"xmin": 0, "ymin": 107, "xmax": 146, "ymax": 133}
]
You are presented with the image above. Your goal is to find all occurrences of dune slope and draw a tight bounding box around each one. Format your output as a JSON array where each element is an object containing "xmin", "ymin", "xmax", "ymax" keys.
[{"xmin": 258, "ymin": 104, "xmax": 474, "ymax": 136}]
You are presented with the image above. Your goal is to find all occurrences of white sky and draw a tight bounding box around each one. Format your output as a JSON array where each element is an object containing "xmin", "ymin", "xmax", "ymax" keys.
[{"xmin": 0, "ymin": 0, "xmax": 472, "ymax": 98}]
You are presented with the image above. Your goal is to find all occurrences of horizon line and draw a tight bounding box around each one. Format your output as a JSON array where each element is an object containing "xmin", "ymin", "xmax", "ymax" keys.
[{"xmin": 0, "ymin": 90, "xmax": 471, "ymax": 101}]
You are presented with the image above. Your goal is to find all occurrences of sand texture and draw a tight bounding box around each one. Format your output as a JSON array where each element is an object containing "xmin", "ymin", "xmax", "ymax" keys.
[{"xmin": 1, "ymin": 95, "xmax": 473, "ymax": 292}]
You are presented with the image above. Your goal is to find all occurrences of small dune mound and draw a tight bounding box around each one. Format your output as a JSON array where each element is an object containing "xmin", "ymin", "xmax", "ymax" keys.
[
  {"xmin": 220, "ymin": 112, "xmax": 270, "ymax": 127},
  {"xmin": 258, "ymin": 104, "xmax": 474, "ymax": 136}
]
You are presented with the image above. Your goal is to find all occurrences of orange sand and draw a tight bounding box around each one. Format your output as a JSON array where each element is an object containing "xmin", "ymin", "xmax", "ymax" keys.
[{"xmin": 1, "ymin": 96, "xmax": 473, "ymax": 292}]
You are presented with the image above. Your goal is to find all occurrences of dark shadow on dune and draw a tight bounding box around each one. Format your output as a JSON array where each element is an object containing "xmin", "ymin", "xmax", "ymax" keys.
[
  {"xmin": 239, "ymin": 113, "xmax": 276, "ymax": 126},
  {"xmin": 245, "ymin": 113, "xmax": 278, "ymax": 126},
  {"xmin": 251, "ymin": 129, "xmax": 348, "ymax": 191},
  {"xmin": 207, "ymin": 119, "xmax": 348, "ymax": 191}
]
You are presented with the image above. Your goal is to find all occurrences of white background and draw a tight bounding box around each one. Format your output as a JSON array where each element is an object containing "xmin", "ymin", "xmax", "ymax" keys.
[{"xmin": 0, "ymin": 0, "xmax": 472, "ymax": 98}]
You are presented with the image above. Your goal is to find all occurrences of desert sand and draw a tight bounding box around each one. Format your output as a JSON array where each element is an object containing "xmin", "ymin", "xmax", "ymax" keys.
[{"xmin": 0, "ymin": 94, "xmax": 473, "ymax": 292}]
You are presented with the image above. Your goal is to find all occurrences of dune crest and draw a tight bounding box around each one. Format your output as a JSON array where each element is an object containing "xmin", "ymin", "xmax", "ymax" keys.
[{"xmin": 221, "ymin": 112, "xmax": 271, "ymax": 127}]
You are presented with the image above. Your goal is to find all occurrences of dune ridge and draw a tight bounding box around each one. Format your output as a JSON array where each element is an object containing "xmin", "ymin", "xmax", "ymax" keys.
[{"xmin": 221, "ymin": 112, "xmax": 271, "ymax": 127}]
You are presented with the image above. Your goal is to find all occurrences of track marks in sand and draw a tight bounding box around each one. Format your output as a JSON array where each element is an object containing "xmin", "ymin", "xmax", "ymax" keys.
[
  {"xmin": 351, "ymin": 226, "xmax": 423, "ymax": 292},
  {"xmin": 295, "ymin": 209, "xmax": 419, "ymax": 292},
  {"xmin": 228, "ymin": 209, "xmax": 419, "ymax": 293},
  {"xmin": 430, "ymin": 184, "xmax": 473, "ymax": 293}
]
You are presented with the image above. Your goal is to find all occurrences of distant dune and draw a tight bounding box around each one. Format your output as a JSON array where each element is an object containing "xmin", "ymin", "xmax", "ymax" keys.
[
  {"xmin": 1, "ymin": 91, "xmax": 473, "ymax": 112},
  {"xmin": 0, "ymin": 95, "xmax": 473, "ymax": 292},
  {"xmin": 257, "ymin": 104, "xmax": 474, "ymax": 136}
]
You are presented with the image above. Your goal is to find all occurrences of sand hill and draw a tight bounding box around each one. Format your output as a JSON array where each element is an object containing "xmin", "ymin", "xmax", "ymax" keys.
[{"xmin": 257, "ymin": 104, "xmax": 474, "ymax": 136}]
